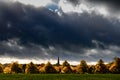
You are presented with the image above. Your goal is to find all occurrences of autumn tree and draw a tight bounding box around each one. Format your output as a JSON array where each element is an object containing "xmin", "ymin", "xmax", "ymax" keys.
[
  {"xmin": 3, "ymin": 67, "xmax": 11, "ymax": 74},
  {"xmin": 62, "ymin": 60, "xmax": 70, "ymax": 67},
  {"xmin": 54, "ymin": 66, "xmax": 61, "ymax": 73},
  {"xmin": 44, "ymin": 62, "xmax": 57, "ymax": 73},
  {"xmin": 0, "ymin": 64, "xmax": 3, "ymax": 73},
  {"xmin": 88, "ymin": 65, "xmax": 95, "ymax": 74},
  {"xmin": 39, "ymin": 63, "xmax": 45, "ymax": 73},
  {"xmin": 109, "ymin": 57, "xmax": 120, "ymax": 73},
  {"xmin": 106, "ymin": 62, "xmax": 113, "ymax": 70},
  {"xmin": 76, "ymin": 60, "xmax": 88, "ymax": 74},
  {"xmin": 25, "ymin": 62, "xmax": 39, "ymax": 74},
  {"xmin": 10, "ymin": 62, "xmax": 22, "ymax": 73},
  {"xmin": 22, "ymin": 64, "xmax": 26, "ymax": 73},
  {"xmin": 94, "ymin": 59, "xmax": 108, "ymax": 73},
  {"xmin": 61, "ymin": 60, "xmax": 72, "ymax": 73},
  {"xmin": 71, "ymin": 66, "xmax": 77, "ymax": 73}
]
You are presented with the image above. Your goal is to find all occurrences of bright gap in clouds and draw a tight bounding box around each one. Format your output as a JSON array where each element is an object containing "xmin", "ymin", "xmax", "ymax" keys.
[
  {"xmin": 13, "ymin": 0, "xmax": 53, "ymax": 7},
  {"xmin": 59, "ymin": 0, "xmax": 108, "ymax": 15},
  {"xmin": 58, "ymin": 0, "xmax": 115, "ymax": 20},
  {"xmin": 0, "ymin": 57, "xmax": 97, "ymax": 65},
  {"xmin": 0, "ymin": 56, "xmax": 79, "ymax": 65},
  {"xmin": 59, "ymin": 0, "xmax": 74, "ymax": 13},
  {"xmin": 95, "ymin": 6, "xmax": 109, "ymax": 17}
]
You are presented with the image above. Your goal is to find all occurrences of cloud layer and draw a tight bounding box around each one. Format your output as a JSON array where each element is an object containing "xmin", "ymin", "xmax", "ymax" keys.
[{"xmin": 0, "ymin": 0, "xmax": 120, "ymax": 63}]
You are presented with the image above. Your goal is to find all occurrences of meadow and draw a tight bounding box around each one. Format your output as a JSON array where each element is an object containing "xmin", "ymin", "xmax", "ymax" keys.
[{"xmin": 0, "ymin": 74, "xmax": 120, "ymax": 80}]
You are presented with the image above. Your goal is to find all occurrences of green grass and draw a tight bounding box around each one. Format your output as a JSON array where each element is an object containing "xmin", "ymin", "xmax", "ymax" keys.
[{"xmin": 0, "ymin": 74, "xmax": 120, "ymax": 80}]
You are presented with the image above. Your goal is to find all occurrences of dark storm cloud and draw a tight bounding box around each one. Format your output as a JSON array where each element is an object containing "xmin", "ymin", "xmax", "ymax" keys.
[
  {"xmin": 0, "ymin": 1, "xmax": 120, "ymax": 62},
  {"xmin": 67, "ymin": 0, "xmax": 120, "ymax": 7},
  {"xmin": 67, "ymin": 0, "xmax": 120, "ymax": 13},
  {"xmin": 67, "ymin": 0, "xmax": 80, "ymax": 5},
  {"xmin": 88, "ymin": 0, "xmax": 120, "ymax": 6},
  {"xmin": 88, "ymin": 0, "xmax": 120, "ymax": 11},
  {"xmin": 0, "ymin": 1, "xmax": 120, "ymax": 48},
  {"xmin": 0, "ymin": 3, "xmax": 119, "ymax": 47}
]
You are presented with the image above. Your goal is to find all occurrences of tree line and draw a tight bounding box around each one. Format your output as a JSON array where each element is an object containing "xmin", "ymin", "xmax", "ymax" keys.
[{"xmin": 1, "ymin": 57, "xmax": 120, "ymax": 74}]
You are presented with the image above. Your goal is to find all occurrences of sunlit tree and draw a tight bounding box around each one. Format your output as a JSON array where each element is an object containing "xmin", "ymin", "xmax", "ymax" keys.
[
  {"xmin": 10, "ymin": 62, "xmax": 22, "ymax": 73},
  {"xmin": 88, "ymin": 65, "xmax": 95, "ymax": 74},
  {"xmin": 109, "ymin": 57, "xmax": 120, "ymax": 73},
  {"xmin": 54, "ymin": 66, "xmax": 61, "ymax": 73},
  {"xmin": 76, "ymin": 60, "xmax": 88, "ymax": 74},
  {"xmin": 62, "ymin": 60, "xmax": 70, "ymax": 67},
  {"xmin": 22, "ymin": 64, "xmax": 26, "ymax": 73},
  {"xmin": 44, "ymin": 62, "xmax": 57, "ymax": 73},
  {"xmin": 39, "ymin": 63, "xmax": 45, "ymax": 73},
  {"xmin": 3, "ymin": 67, "xmax": 11, "ymax": 74},
  {"xmin": 71, "ymin": 66, "xmax": 77, "ymax": 73},
  {"xmin": 94, "ymin": 59, "xmax": 108, "ymax": 73},
  {"xmin": 0, "ymin": 64, "xmax": 3, "ymax": 73},
  {"xmin": 25, "ymin": 62, "xmax": 39, "ymax": 74},
  {"xmin": 61, "ymin": 60, "xmax": 72, "ymax": 73}
]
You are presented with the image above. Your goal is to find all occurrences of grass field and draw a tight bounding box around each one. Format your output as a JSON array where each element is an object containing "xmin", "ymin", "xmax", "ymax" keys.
[{"xmin": 0, "ymin": 74, "xmax": 120, "ymax": 80}]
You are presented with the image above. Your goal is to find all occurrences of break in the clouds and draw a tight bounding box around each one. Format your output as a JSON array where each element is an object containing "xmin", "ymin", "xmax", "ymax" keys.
[{"xmin": 0, "ymin": 0, "xmax": 120, "ymax": 64}]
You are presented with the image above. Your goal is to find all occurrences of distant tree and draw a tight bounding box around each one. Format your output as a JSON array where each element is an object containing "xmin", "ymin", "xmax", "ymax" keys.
[
  {"xmin": 25, "ymin": 62, "xmax": 39, "ymax": 74},
  {"xmin": 94, "ymin": 59, "xmax": 108, "ymax": 73},
  {"xmin": 88, "ymin": 65, "xmax": 95, "ymax": 74},
  {"xmin": 40, "ymin": 63, "xmax": 45, "ymax": 67},
  {"xmin": 62, "ymin": 60, "xmax": 70, "ymax": 67},
  {"xmin": 54, "ymin": 66, "xmax": 61, "ymax": 73},
  {"xmin": 61, "ymin": 60, "xmax": 72, "ymax": 73},
  {"xmin": 71, "ymin": 66, "xmax": 77, "ymax": 73},
  {"xmin": 3, "ymin": 67, "xmax": 11, "ymax": 74},
  {"xmin": 39, "ymin": 63, "xmax": 45, "ymax": 73},
  {"xmin": 39, "ymin": 67, "xmax": 45, "ymax": 73},
  {"xmin": 76, "ymin": 60, "xmax": 88, "ymax": 74},
  {"xmin": 0, "ymin": 64, "xmax": 3, "ymax": 73},
  {"xmin": 61, "ymin": 66, "xmax": 72, "ymax": 73},
  {"xmin": 109, "ymin": 57, "xmax": 120, "ymax": 74},
  {"xmin": 10, "ymin": 62, "xmax": 22, "ymax": 73},
  {"xmin": 22, "ymin": 64, "xmax": 26, "ymax": 73},
  {"xmin": 106, "ymin": 62, "xmax": 113, "ymax": 69},
  {"xmin": 44, "ymin": 62, "xmax": 57, "ymax": 73}
]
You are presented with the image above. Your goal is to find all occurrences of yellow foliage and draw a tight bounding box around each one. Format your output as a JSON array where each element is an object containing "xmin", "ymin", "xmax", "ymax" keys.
[
  {"xmin": 54, "ymin": 66, "xmax": 61, "ymax": 73},
  {"xmin": 61, "ymin": 66, "xmax": 72, "ymax": 73},
  {"xmin": 4, "ymin": 67, "xmax": 11, "ymax": 74},
  {"xmin": 39, "ymin": 66, "xmax": 45, "ymax": 73}
]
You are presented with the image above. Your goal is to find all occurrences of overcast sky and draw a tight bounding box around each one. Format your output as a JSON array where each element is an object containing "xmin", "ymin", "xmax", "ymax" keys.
[{"xmin": 0, "ymin": 0, "xmax": 120, "ymax": 64}]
